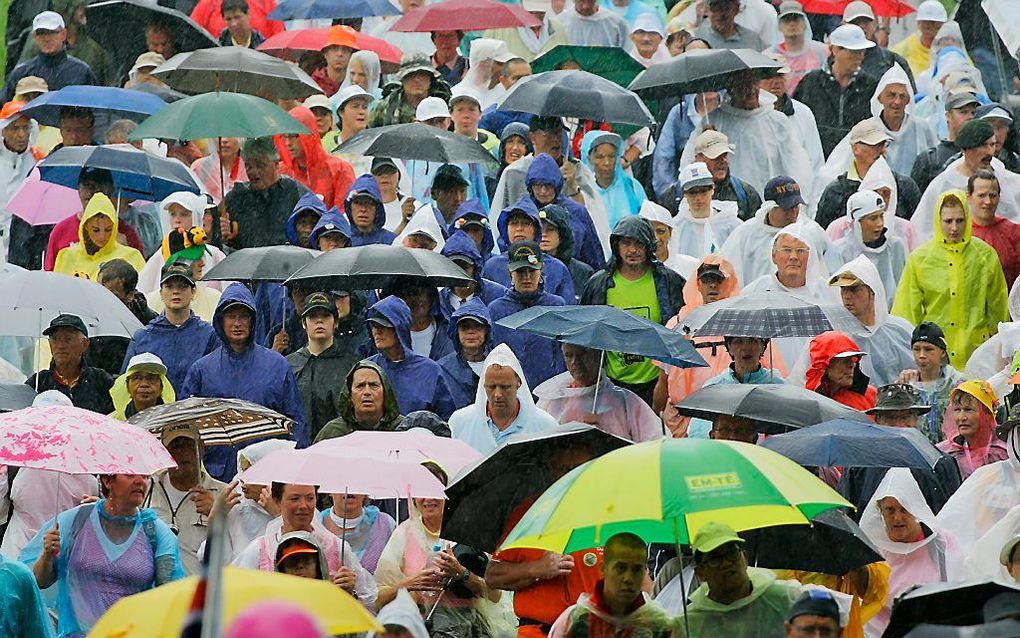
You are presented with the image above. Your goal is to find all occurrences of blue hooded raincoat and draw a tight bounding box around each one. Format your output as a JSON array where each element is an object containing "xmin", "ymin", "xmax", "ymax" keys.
[
  {"xmin": 447, "ymin": 198, "xmax": 496, "ymax": 262},
  {"xmin": 345, "ymin": 174, "xmax": 397, "ymax": 247},
  {"xmin": 285, "ymin": 191, "xmax": 328, "ymax": 248},
  {"xmin": 437, "ymin": 297, "xmax": 493, "ymax": 410},
  {"xmin": 309, "ymin": 208, "xmax": 353, "ymax": 249},
  {"xmin": 122, "ymin": 313, "xmax": 220, "ymax": 394},
  {"xmin": 438, "ymin": 230, "xmax": 507, "ymax": 322},
  {"xmin": 488, "ymin": 280, "xmax": 567, "ymax": 390}
]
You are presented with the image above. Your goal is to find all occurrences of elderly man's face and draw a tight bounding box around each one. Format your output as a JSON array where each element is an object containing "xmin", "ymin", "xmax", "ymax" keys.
[
  {"xmin": 2, "ymin": 115, "xmax": 31, "ymax": 154},
  {"xmin": 964, "ymin": 136, "xmax": 998, "ymax": 171},
  {"xmin": 710, "ymin": 414, "xmax": 757, "ymax": 443},
  {"xmin": 772, "ymin": 235, "xmax": 809, "ymax": 279},
  {"xmin": 878, "ymin": 496, "xmax": 923, "ymax": 543},
  {"xmin": 878, "ymin": 83, "xmax": 910, "ymax": 121},
  {"xmin": 766, "ymin": 203, "xmax": 800, "ymax": 228},
  {"xmin": 34, "ymin": 27, "xmax": 66, "ymax": 55},
  {"xmin": 708, "ymin": 0, "xmax": 739, "ymax": 31},
  {"xmin": 245, "ymin": 155, "xmax": 279, "ymax": 191},
  {"xmin": 696, "ymin": 152, "xmax": 729, "ymax": 182},
  {"xmin": 874, "ymin": 409, "xmax": 922, "ymax": 429},
  {"xmin": 562, "ymin": 343, "xmax": 600, "ymax": 387},
  {"xmin": 145, "ymin": 27, "xmax": 175, "ymax": 59},
  {"xmin": 631, "ymin": 30, "xmax": 662, "ymax": 58},
  {"xmin": 128, "ymin": 370, "xmax": 162, "ymax": 406},
  {"xmin": 60, "ymin": 115, "xmax": 94, "ymax": 147},
  {"xmin": 501, "ymin": 60, "xmax": 532, "ymax": 89},
  {"xmin": 351, "ymin": 366, "xmax": 385, "ymax": 420},
  {"xmin": 48, "ymin": 327, "xmax": 88, "ymax": 368},
  {"xmin": 831, "ymin": 45, "xmax": 865, "ymax": 73}
]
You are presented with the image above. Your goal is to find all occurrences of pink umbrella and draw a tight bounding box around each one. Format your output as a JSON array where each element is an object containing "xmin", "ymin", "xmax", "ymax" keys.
[
  {"xmin": 312, "ymin": 431, "xmax": 482, "ymax": 477},
  {"xmin": 0, "ymin": 406, "xmax": 177, "ymax": 475},
  {"xmin": 239, "ymin": 448, "xmax": 447, "ymax": 499},
  {"xmin": 6, "ymin": 168, "xmax": 82, "ymax": 227}
]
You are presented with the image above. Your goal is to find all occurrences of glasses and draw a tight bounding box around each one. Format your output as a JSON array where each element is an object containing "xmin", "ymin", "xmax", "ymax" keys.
[
  {"xmin": 777, "ymin": 247, "xmax": 809, "ymax": 256},
  {"xmin": 698, "ymin": 544, "xmax": 743, "ymax": 569},
  {"xmin": 789, "ymin": 622, "xmax": 837, "ymax": 637}
]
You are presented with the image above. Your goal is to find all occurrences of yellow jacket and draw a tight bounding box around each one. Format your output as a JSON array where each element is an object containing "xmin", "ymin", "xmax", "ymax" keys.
[{"xmin": 53, "ymin": 193, "xmax": 146, "ymax": 280}]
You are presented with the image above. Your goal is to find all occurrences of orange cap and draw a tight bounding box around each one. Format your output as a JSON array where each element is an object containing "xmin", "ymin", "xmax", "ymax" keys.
[
  {"xmin": 0, "ymin": 100, "xmax": 25, "ymax": 121},
  {"xmin": 323, "ymin": 25, "xmax": 358, "ymax": 51},
  {"xmin": 275, "ymin": 544, "xmax": 319, "ymax": 567}
]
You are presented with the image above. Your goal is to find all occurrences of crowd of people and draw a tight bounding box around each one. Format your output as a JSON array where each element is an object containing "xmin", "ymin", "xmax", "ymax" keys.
[{"xmin": 0, "ymin": 0, "xmax": 1020, "ymax": 635}]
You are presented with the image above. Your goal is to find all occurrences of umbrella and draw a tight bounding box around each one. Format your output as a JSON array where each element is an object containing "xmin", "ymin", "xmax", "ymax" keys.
[
  {"xmin": 884, "ymin": 580, "xmax": 1020, "ymax": 638},
  {"xmin": 532, "ymin": 45, "xmax": 646, "ymax": 88},
  {"xmin": 500, "ymin": 70, "xmax": 654, "ymax": 127},
  {"xmin": 335, "ymin": 123, "xmax": 498, "ymax": 167},
  {"xmin": 37, "ymin": 144, "xmax": 201, "ymax": 201},
  {"xmin": 0, "ymin": 382, "xmax": 36, "ymax": 413},
  {"xmin": 0, "ymin": 270, "xmax": 143, "ymax": 338},
  {"xmin": 801, "ymin": 0, "xmax": 915, "ymax": 18},
  {"xmin": 84, "ymin": 0, "xmax": 219, "ymax": 82},
  {"xmin": 678, "ymin": 291, "xmax": 863, "ymax": 339},
  {"xmin": 268, "ymin": 0, "xmax": 401, "ymax": 21},
  {"xmin": 390, "ymin": 0, "xmax": 540, "ymax": 32},
  {"xmin": 311, "ymin": 430, "xmax": 482, "ymax": 477},
  {"xmin": 760, "ymin": 419, "xmax": 943, "ymax": 470},
  {"xmin": 739, "ymin": 509, "xmax": 882, "ymax": 575},
  {"xmin": 6, "ymin": 168, "xmax": 82, "ymax": 226},
  {"xmin": 494, "ymin": 304, "xmax": 708, "ymax": 368},
  {"xmin": 257, "ymin": 28, "xmax": 404, "ymax": 72},
  {"xmin": 153, "ymin": 47, "xmax": 322, "ymax": 99},
  {"xmin": 202, "ymin": 245, "xmax": 320, "ymax": 283},
  {"xmin": 500, "ymin": 438, "xmax": 851, "ymax": 554},
  {"xmin": 0, "ymin": 405, "xmax": 176, "ymax": 475},
  {"xmin": 88, "ymin": 567, "xmax": 382, "ymax": 637},
  {"xmin": 985, "ymin": 0, "xmax": 1020, "ymax": 59},
  {"xmin": 127, "ymin": 397, "xmax": 294, "ymax": 448},
  {"xmin": 628, "ymin": 48, "xmax": 783, "ymax": 99},
  {"xmin": 903, "ymin": 621, "xmax": 1020, "ymax": 637},
  {"xmin": 19, "ymin": 85, "xmax": 167, "ymax": 128},
  {"xmin": 442, "ymin": 423, "xmax": 633, "ymax": 552},
  {"xmin": 129, "ymin": 91, "xmax": 311, "ymax": 141},
  {"xmin": 674, "ymin": 384, "xmax": 872, "ymax": 435},
  {"xmin": 285, "ymin": 243, "xmax": 476, "ymax": 291},
  {"xmin": 130, "ymin": 82, "xmax": 190, "ymax": 103}
]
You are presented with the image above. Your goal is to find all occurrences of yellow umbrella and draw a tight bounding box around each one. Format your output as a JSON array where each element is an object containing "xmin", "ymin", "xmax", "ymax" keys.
[{"xmin": 87, "ymin": 567, "xmax": 382, "ymax": 637}]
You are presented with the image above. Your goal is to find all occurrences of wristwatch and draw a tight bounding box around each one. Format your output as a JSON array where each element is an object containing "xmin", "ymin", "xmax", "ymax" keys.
[{"xmin": 460, "ymin": 569, "xmax": 471, "ymax": 584}]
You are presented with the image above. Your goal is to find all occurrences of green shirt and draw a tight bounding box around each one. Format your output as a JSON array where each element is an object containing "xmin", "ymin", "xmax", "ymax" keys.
[{"xmin": 604, "ymin": 268, "xmax": 661, "ymax": 384}]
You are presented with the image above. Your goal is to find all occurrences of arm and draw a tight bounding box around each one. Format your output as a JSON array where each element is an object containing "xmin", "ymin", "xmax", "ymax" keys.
[
  {"xmin": 32, "ymin": 521, "xmax": 60, "ymax": 589},
  {"xmin": 484, "ymin": 552, "xmax": 574, "ymax": 591}
]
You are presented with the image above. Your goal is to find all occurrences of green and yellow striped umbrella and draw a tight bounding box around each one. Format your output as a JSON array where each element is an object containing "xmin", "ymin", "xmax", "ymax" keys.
[{"xmin": 499, "ymin": 438, "xmax": 851, "ymax": 554}]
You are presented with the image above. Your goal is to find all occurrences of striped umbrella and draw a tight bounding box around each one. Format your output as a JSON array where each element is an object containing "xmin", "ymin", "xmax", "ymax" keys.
[{"xmin": 128, "ymin": 397, "xmax": 293, "ymax": 447}]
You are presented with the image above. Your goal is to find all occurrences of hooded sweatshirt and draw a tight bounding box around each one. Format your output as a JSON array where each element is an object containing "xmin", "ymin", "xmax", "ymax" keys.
[
  {"xmin": 804, "ymin": 331, "xmax": 877, "ymax": 411},
  {"xmin": 180, "ymin": 283, "xmax": 309, "ymax": 481},
  {"xmin": 308, "ymin": 208, "xmax": 352, "ymax": 250},
  {"xmin": 122, "ymin": 311, "xmax": 220, "ymax": 395},
  {"xmin": 52, "ymin": 193, "xmax": 146, "ymax": 279},
  {"xmin": 285, "ymin": 191, "xmax": 328, "ymax": 248},
  {"xmin": 437, "ymin": 297, "xmax": 493, "ymax": 411},
  {"xmin": 313, "ymin": 360, "xmax": 405, "ymax": 442},
  {"xmin": 540, "ymin": 203, "xmax": 594, "ymax": 303},
  {"xmin": 365, "ymin": 295, "xmax": 456, "ymax": 420},
  {"xmin": 345, "ymin": 174, "xmax": 397, "ymax": 247},
  {"xmin": 438, "ymin": 230, "xmax": 506, "ymax": 322},
  {"xmin": 275, "ymin": 107, "xmax": 355, "ymax": 210}
]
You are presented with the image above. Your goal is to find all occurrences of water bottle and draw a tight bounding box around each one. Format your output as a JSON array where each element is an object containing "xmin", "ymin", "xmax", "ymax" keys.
[{"xmin": 420, "ymin": 542, "xmax": 444, "ymax": 607}]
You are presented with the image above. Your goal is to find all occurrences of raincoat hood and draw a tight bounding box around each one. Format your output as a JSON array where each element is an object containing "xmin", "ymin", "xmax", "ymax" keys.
[
  {"xmin": 78, "ymin": 193, "xmax": 120, "ymax": 258},
  {"xmin": 829, "ymin": 255, "xmax": 889, "ymax": 329},
  {"xmin": 475, "ymin": 343, "xmax": 535, "ymax": 411},
  {"xmin": 770, "ymin": 222, "xmax": 830, "ymax": 295},
  {"xmin": 448, "ymin": 198, "xmax": 495, "ymax": 257},
  {"xmin": 446, "ymin": 296, "xmax": 492, "ymax": 357},
  {"xmin": 393, "ymin": 207, "xmax": 446, "ymax": 251},
  {"xmin": 579, "ymin": 130, "xmax": 645, "ymax": 225},
  {"xmin": 371, "ymin": 589, "xmax": 428, "ymax": 638},
  {"xmin": 367, "ymin": 295, "xmax": 413, "ymax": 359},
  {"xmin": 308, "ymin": 208, "xmax": 352, "ymax": 248},
  {"xmin": 608, "ymin": 215, "xmax": 656, "ymax": 271},
  {"xmin": 337, "ymin": 359, "xmax": 402, "ymax": 432},
  {"xmin": 236, "ymin": 439, "xmax": 297, "ymax": 481},
  {"xmin": 859, "ymin": 157, "xmax": 900, "ymax": 231},
  {"xmin": 931, "ymin": 189, "xmax": 972, "ymax": 248},
  {"xmin": 441, "ymin": 230, "xmax": 485, "ymax": 284},
  {"xmin": 804, "ymin": 330, "xmax": 871, "ymax": 396},
  {"xmin": 338, "ymin": 50, "xmax": 382, "ymax": 97},
  {"xmin": 275, "ymin": 530, "xmax": 330, "ymax": 581},
  {"xmin": 213, "ymin": 283, "xmax": 258, "ymax": 349},
  {"xmin": 499, "ymin": 122, "xmax": 533, "ymax": 166},
  {"xmin": 538, "ymin": 203, "xmax": 575, "ymax": 263},
  {"xmin": 681, "ymin": 254, "xmax": 739, "ymax": 310},
  {"xmin": 109, "ymin": 355, "xmax": 176, "ymax": 420},
  {"xmin": 870, "ymin": 64, "xmax": 916, "ymax": 120},
  {"xmin": 286, "ymin": 191, "xmax": 328, "ymax": 248},
  {"xmin": 525, "ymin": 153, "xmax": 564, "ymax": 193},
  {"xmin": 860, "ymin": 467, "xmax": 941, "ymax": 555},
  {"xmin": 159, "ymin": 191, "xmax": 208, "ymax": 229},
  {"xmin": 344, "ymin": 174, "xmax": 387, "ymax": 234},
  {"xmin": 496, "ymin": 196, "xmax": 541, "ymax": 248},
  {"xmin": 275, "ymin": 107, "xmax": 332, "ymax": 180}
]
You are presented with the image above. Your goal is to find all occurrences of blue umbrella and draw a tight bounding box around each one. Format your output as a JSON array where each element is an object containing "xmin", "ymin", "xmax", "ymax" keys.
[
  {"xmin": 19, "ymin": 86, "xmax": 168, "ymax": 127},
  {"xmin": 37, "ymin": 144, "xmax": 201, "ymax": 201},
  {"xmin": 494, "ymin": 304, "xmax": 707, "ymax": 368},
  {"xmin": 760, "ymin": 419, "xmax": 941, "ymax": 470},
  {"xmin": 268, "ymin": 0, "xmax": 401, "ymax": 20}
]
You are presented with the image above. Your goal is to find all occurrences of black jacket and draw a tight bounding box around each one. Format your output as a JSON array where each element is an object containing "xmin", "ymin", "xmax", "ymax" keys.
[
  {"xmin": 224, "ymin": 177, "xmax": 310, "ymax": 249},
  {"xmin": 911, "ymin": 140, "xmax": 960, "ymax": 195},
  {"xmin": 89, "ymin": 293, "xmax": 159, "ymax": 376},
  {"xmin": 25, "ymin": 363, "xmax": 114, "ymax": 414},
  {"xmin": 287, "ymin": 340, "xmax": 360, "ymax": 442},
  {"xmin": 2, "ymin": 50, "xmax": 96, "ymax": 102},
  {"xmin": 793, "ymin": 67, "xmax": 880, "ymax": 159},
  {"xmin": 815, "ymin": 171, "xmax": 921, "ymax": 230}
]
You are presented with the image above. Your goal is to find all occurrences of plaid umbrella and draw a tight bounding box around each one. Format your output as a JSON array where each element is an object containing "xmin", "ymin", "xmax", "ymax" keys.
[
  {"xmin": 678, "ymin": 291, "xmax": 862, "ymax": 339},
  {"xmin": 128, "ymin": 397, "xmax": 293, "ymax": 447}
]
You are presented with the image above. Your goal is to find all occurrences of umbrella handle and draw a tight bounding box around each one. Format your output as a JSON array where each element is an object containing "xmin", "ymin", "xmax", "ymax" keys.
[{"xmin": 673, "ymin": 520, "xmax": 691, "ymax": 638}]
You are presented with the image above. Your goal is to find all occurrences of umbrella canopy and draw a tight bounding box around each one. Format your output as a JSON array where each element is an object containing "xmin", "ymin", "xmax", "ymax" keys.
[
  {"xmin": 801, "ymin": 0, "xmax": 915, "ymax": 17},
  {"xmin": 285, "ymin": 243, "xmax": 475, "ymax": 290},
  {"xmin": 335, "ymin": 123, "xmax": 498, "ymax": 167},
  {"xmin": 495, "ymin": 305, "xmax": 707, "ymax": 368},
  {"xmin": 390, "ymin": 0, "xmax": 539, "ymax": 32},
  {"xmin": 675, "ymin": 384, "xmax": 872, "ymax": 435},
  {"xmin": 740, "ymin": 509, "xmax": 882, "ymax": 575},
  {"xmin": 127, "ymin": 397, "xmax": 294, "ymax": 448},
  {"xmin": 760, "ymin": 419, "xmax": 942, "ymax": 469},
  {"xmin": 88, "ymin": 567, "xmax": 382, "ymax": 637},
  {"xmin": 130, "ymin": 81, "xmax": 189, "ymax": 103},
  {"xmin": 532, "ymin": 45, "xmax": 646, "ymax": 88},
  {"xmin": 19, "ymin": 86, "xmax": 167, "ymax": 128},
  {"xmin": 884, "ymin": 580, "xmax": 1020, "ymax": 638},
  {"xmin": 268, "ymin": 0, "xmax": 401, "ymax": 21},
  {"xmin": 0, "ymin": 270, "xmax": 143, "ymax": 338},
  {"xmin": 37, "ymin": 144, "xmax": 201, "ymax": 201},
  {"xmin": 629, "ymin": 48, "xmax": 783, "ymax": 99},
  {"xmin": 257, "ymin": 28, "xmax": 403, "ymax": 72},
  {"xmin": 0, "ymin": 382, "xmax": 37, "ymax": 413},
  {"xmin": 202, "ymin": 245, "xmax": 320, "ymax": 283},
  {"xmin": 7, "ymin": 168, "xmax": 81, "ymax": 227},
  {"xmin": 500, "ymin": 70, "xmax": 653, "ymax": 127},
  {"xmin": 442, "ymin": 423, "xmax": 633, "ymax": 552},
  {"xmin": 0, "ymin": 405, "xmax": 176, "ymax": 474},
  {"xmin": 84, "ymin": 0, "xmax": 219, "ymax": 83},
  {"xmin": 500, "ymin": 438, "xmax": 851, "ymax": 554},
  {"xmin": 153, "ymin": 47, "xmax": 322, "ymax": 99},
  {"xmin": 903, "ymin": 621, "xmax": 1020, "ymax": 637},
  {"xmin": 311, "ymin": 430, "xmax": 482, "ymax": 477},
  {"xmin": 679, "ymin": 291, "xmax": 863, "ymax": 339},
  {"xmin": 129, "ymin": 92, "xmax": 310, "ymax": 141}
]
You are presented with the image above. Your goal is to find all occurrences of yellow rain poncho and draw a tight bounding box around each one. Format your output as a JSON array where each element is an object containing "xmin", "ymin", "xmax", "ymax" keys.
[
  {"xmin": 891, "ymin": 189, "xmax": 1009, "ymax": 368},
  {"xmin": 109, "ymin": 353, "xmax": 176, "ymax": 420},
  {"xmin": 52, "ymin": 193, "xmax": 146, "ymax": 280}
]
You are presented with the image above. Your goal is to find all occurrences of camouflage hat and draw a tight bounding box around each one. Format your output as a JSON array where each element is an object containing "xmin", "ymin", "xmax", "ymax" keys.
[{"xmin": 865, "ymin": 384, "xmax": 932, "ymax": 415}]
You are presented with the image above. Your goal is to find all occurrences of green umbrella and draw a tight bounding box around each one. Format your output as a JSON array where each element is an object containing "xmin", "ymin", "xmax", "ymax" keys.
[
  {"xmin": 127, "ymin": 91, "xmax": 310, "ymax": 142},
  {"xmin": 532, "ymin": 45, "xmax": 645, "ymax": 88}
]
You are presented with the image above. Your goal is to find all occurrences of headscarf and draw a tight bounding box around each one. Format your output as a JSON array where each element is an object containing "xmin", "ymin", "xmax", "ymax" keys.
[
  {"xmin": 370, "ymin": 589, "xmax": 429, "ymax": 638},
  {"xmin": 859, "ymin": 468, "xmax": 943, "ymax": 556},
  {"xmin": 579, "ymin": 130, "xmax": 645, "ymax": 230},
  {"xmin": 337, "ymin": 50, "xmax": 382, "ymax": 101},
  {"xmin": 940, "ymin": 380, "xmax": 1001, "ymax": 477},
  {"xmin": 391, "ymin": 207, "xmax": 446, "ymax": 251},
  {"xmin": 453, "ymin": 39, "xmax": 506, "ymax": 109}
]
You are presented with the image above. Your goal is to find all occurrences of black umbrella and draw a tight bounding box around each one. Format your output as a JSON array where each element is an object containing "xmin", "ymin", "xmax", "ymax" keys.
[
  {"xmin": 284, "ymin": 244, "xmax": 474, "ymax": 291},
  {"xmin": 442, "ymin": 423, "xmax": 632, "ymax": 552},
  {"xmin": 678, "ymin": 291, "xmax": 863, "ymax": 339},
  {"xmin": 675, "ymin": 384, "xmax": 872, "ymax": 435},
  {"xmin": 153, "ymin": 47, "xmax": 323, "ymax": 99},
  {"xmin": 335, "ymin": 123, "xmax": 498, "ymax": 167},
  {"xmin": 760, "ymin": 419, "xmax": 942, "ymax": 470},
  {"xmin": 903, "ymin": 620, "xmax": 1020, "ymax": 637},
  {"xmin": 628, "ymin": 48, "xmax": 783, "ymax": 99},
  {"xmin": 202, "ymin": 246, "xmax": 320, "ymax": 283},
  {"xmin": 85, "ymin": 0, "xmax": 219, "ymax": 83},
  {"xmin": 0, "ymin": 382, "xmax": 36, "ymax": 413},
  {"xmin": 885, "ymin": 581, "xmax": 1020, "ymax": 638},
  {"xmin": 740, "ymin": 509, "xmax": 882, "ymax": 575},
  {"xmin": 130, "ymin": 82, "xmax": 190, "ymax": 103},
  {"xmin": 499, "ymin": 69, "xmax": 654, "ymax": 127}
]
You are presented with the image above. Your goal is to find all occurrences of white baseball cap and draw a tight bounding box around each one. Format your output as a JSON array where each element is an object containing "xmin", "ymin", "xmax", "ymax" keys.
[
  {"xmin": 631, "ymin": 13, "xmax": 665, "ymax": 37},
  {"xmin": 917, "ymin": 0, "xmax": 948, "ymax": 23},
  {"xmin": 449, "ymin": 84, "xmax": 482, "ymax": 109},
  {"xmin": 303, "ymin": 94, "xmax": 331, "ymax": 111},
  {"xmin": 522, "ymin": 0, "xmax": 551, "ymax": 10},
  {"xmin": 415, "ymin": 96, "xmax": 451, "ymax": 122},
  {"xmin": 335, "ymin": 85, "xmax": 374, "ymax": 109},
  {"xmin": 32, "ymin": 10, "xmax": 64, "ymax": 32},
  {"xmin": 492, "ymin": 41, "xmax": 514, "ymax": 63},
  {"xmin": 680, "ymin": 162, "xmax": 714, "ymax": 191},
  {"xmin": 829, "ymin": 24, "xmax": 875, "ymax": 50},
  {"xmin": 841, "ymin": 0, "xmax": 875, "ymax": 22},
  {"xmin": 846, "ymin": 189, "xmax": 885, "ymax": 221}
]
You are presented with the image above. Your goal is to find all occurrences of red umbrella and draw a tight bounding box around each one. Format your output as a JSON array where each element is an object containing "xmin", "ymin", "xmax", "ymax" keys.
[
  {"xmin": 801, "ymin": 0, "xmax": 915, "ymax": 18},
  {"xmin": 390, "ymin": 0, "xmax": 540, "ymax": 32},
  {"xmin": 257, "ymin": 27, "xmax": 403, "ymax": 73}
]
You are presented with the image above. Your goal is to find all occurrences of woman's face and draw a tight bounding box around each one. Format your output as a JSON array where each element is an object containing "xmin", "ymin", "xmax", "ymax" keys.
[
  {"xmin": 105, "ymin": 474, "xmax": 149, "ymax": 508},
  {"xmin": 590, "ymin": 142, "xmax": 617, "ymax": 180},
  {"xmin": 952, "ymin": 394, "xmax": 981, "ymax": 438},
  {"xmin": 503, "ymin": 135, "xmax": 527, "ymax": 164},
  {"xmin": 86, "ymin": 215, "xmax": 115, "ymax": 251},
  {"xmin": 415, "ymin": 497, "xmax": 444, "ymax": 522},
  {"xmin": 219, "ymin": 137, "xmax": 241, "ymax": 157},
  {"xmin": 348, "ymin": 58, "xmax": 368, "ymax": 90}
]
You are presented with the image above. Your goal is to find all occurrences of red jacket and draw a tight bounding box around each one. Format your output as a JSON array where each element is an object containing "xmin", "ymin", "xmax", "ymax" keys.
[
  {"xmin": 274, "ymin": 106, "xmax": 354, "ymax": 210},
  {"xmin": 971, "ymin": 216, "xmax": 1020, "ymax": 289},
  {"xmin": 190, "ymin": 0, "xmax": 284, "ymax": 40},
  {"xmin": 805, "ymin": 331, "xmax": 877, "ymax": 412}
]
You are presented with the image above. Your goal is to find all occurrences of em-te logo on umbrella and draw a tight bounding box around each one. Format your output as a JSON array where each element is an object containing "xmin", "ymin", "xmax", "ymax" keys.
[{"xmin": 686, "ymin": 473, "xmax": 742, "ymax": 492}]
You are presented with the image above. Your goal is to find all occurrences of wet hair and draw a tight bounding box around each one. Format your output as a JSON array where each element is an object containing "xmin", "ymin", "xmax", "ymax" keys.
[
  {"xmin": 99, "ymin": 258, "xmax": 139, "ymax": 292},
  {"xmin": 604, "ymin": 532, "xmax": 647, "ymax": 562},
  {"xmin": 270, "ymin": 481, "xmax": 320, "ymax": 500},
  {"xmin": 967, "ymin": 169, "xmax": 1000, "ymax": 194},
  {"xmin": 420, "ymin": 460, "xmax": 448, "ymax": 487},
  {"xmin": 221, "ymin": 0, "xmax": 249, "ymax": 15},
  {"xmin": 59, "ymin": 106, "xmax": 94, "ymax": 126},
  {"xmin": 105, "ymin": 119, "xmax": 137, "ymax": 144}
]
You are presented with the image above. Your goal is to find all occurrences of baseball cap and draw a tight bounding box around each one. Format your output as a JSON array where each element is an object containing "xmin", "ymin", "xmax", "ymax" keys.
[
  {"xmin": 450, "ymin": 84, "xmax": 483, "ymax": 109},
  {"xmin": 275, "ymin": 540, "xmax": 320, "ymax": 567},
  {"xmin": 680, "ymin": 162, "xmax": 714, "ymax": 191},
  {"xmin": 846, "ymin": 189, "xmax": 885, "ymax": 221},
  {"xmin": 371, "ymin": 156, "xmax": 399, "ymax": 174},
  {"xmin": 432, "ymin": 164, "xmax": 469, "ymax": 191},
  {"xmin": 32, "ymin": 10, "xmax": 64, "ymax": 32},
  {"xmin": 132, "ymin": 51, "xmax": 165, "ymax": 73},
  {"xmin": 697, "ymin": 263, "xmax": 726, "ymax": 281},
  {"xmin": 778, "ymin": 0, "xmax": 805, "ymax": 18},
  {"xmin": 415, "ymin": 96, "xmax": 451, "ymax": 122},
  {"xmin": 850, "ymin": 117, "xmax": 891, "ymax": 146},
  {"xmin": 693, "ymin": 130, "xmax": 733, "ymax": 159},
  {"xmin": 999, "ymin": 535, "xmax": 1020, "ymax": 567},
  {"xmin": 917, "ymin": 0, "xmax": 948, "ymax": 22},
  {"xmin": 631, "ymin": 13, "xmax": 664, "ymax": 36},
  {"xmin": 125, "ymin": 352, "xmax": 169, "ymax": 378},
  {"xmin": 323, "ymin": 24, "xmax": 358, "ymax": 50},
  {"xmin": 507, "ymin": 240, "xmax": 543, "ymax": 271},
  {"xmin": 829, "ymin": 24, "xmax": 875, "ymax": 50},
  {"xmin": 303, "ymin": 94, "xmax": 331, "ymax": 112},
  {"xmin": 691, "ymin": 521, "xmax": 744, "ymax": 555},
  {"xmin": 43, "ymin": 313, "xmax": 88, "ymax": 338},
  {"xmin": 161, "ymin": 422, "xmax": 200, "ymax": 445},
  {"xmin": 828, "ymin": 271, "xmax": 865, "ymax": 287},
  {"xmin": 160, "ymin": 261, "xmax": 196, "ymax": 286},
  {"xmin": 944, "ymin": 89, "xmax": 980, "ymax": 112},
  {"xmin": 15, "ymin": 76, "xmax": 48, "ymax": 96},
  {"xmin": 911, "ymin": 321, "xmax": 947, "ymax": 351},
  {"xmin": 301, "ymin": 291, "xmax": 338, "ymax": 318},
  {"xmin": 978, "ymin": 103, "xmax": 1014, "ymax": 123},
  {"xmin": 335, "ymin": 85, "xmax": 375, "ymax": 110},
  {"xmin": 367, "ymin": 312, "xmax": 394, "ymax": 328},
  {"xmin": 841, "ymin": 0, "xmax": 875, "ymax": 22},
  {"xmin": 764, "ymin": 176, "xmax": 804, "ymax": 210},
  {"xmin": 787, "ymin": 590, "xmax": 841, "ymax": 625}
]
